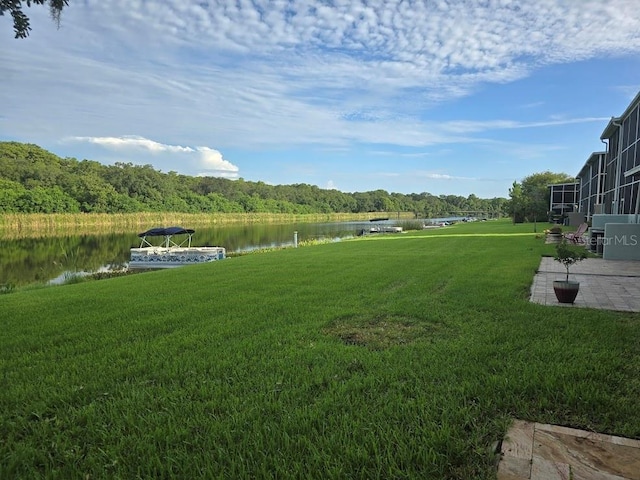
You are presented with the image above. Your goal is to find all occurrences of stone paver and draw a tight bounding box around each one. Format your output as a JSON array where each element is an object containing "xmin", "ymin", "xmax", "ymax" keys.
[
  {"xmin": 498, "ymin": 420, "xmax": 640, "ymax": 480},
  {"xmin": 530, "ymin": 258, "xmax": 640, "ymax": 312}
]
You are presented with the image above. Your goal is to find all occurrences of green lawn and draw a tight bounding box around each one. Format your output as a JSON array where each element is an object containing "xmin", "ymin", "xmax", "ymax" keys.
[{"xmin": 1, "ymin": 220, "xmax": 639, "ymax": 479}]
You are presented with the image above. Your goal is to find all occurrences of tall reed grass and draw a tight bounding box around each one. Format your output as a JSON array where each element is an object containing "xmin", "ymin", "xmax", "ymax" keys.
[{"xmin": 0, "ymin": 212, "xmax": 415, "ymax": 239}]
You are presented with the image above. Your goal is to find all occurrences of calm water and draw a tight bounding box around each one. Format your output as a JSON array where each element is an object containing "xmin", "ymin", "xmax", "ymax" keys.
[
  {"xmin": 0, "ymin": 221, "xmax": 392, "ymax": 287},
  {"xmin": 1, "ymin": 217, "xmax": 469, "ymax": 287}
]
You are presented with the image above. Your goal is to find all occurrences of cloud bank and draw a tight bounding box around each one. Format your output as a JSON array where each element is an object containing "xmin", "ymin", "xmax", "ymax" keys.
[
  {"xmin": 4, "ymin": 0, "xmax": 637, "ymax": 149},
  {"xmin": 69, "ymin": 136, "xmax": 239, "ymax": 179}
]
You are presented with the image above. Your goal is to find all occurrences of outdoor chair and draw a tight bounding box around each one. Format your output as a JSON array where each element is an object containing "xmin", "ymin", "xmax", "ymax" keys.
[{"xmin": 564, "ymin": 223, "xmax": 588, "ymax": 244}]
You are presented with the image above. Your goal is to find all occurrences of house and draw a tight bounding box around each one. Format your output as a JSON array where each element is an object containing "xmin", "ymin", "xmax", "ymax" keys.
[
  {"xmin": 599, "ymin": 91, "xmax": 640, "ymax": 217},
  {"xmin": 552, "ymin": 90, "xmax": 640, "ymax": 260}
]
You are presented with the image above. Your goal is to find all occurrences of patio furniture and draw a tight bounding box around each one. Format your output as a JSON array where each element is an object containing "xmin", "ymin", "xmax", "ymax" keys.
[{"xmin": 564, "ymin": 223, "xmax": 588, "ymax": 244}]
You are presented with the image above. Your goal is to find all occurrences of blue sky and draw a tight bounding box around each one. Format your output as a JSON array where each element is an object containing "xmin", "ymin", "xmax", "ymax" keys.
[{"xmin": 1, "ymin": 0, "xmax": 639, "ymax": 198}]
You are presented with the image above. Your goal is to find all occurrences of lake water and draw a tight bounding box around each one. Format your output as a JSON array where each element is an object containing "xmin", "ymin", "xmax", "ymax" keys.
[
  {"xmin": 0, "ymin": 220, "xmax": 386, "ymax": 287},
  {"xmin": 0, "ymin": 217, "xmax": 469, "ymax": 287}
]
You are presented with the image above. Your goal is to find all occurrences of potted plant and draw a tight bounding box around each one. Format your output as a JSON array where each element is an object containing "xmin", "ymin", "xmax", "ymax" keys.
[
  {"xmin": 552, "ymin": 240, "xmax": 588, "ymax": 304},
  {"xmin": 544, "ymin": 225, "xmax": 563, "ymax": 244}
]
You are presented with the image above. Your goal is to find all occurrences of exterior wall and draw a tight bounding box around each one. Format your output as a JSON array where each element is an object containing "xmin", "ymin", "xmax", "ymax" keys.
[
  {"xmin": 549, "ymin": 91, "xmax": 640, "ymax": 260},
  {"xmin": 548, "ymin": 183, "xmax": 579, "ymax": 221},
  {"xmin": 591, "ymin": 214, "xmax": 634, "ymax": 230},
  {"xmin": 601, "ymin": 93, "xmax": 640, "ymax": 216},
  {"xmin": 550, "ymin": 92, "xmax": 640, "ymax": 260},
  {"xmin": 602, "ymin": 223, "xmax": 640, "ymax": 260},
  {"xmin": 602, "ymin": 130, "xmax": 618, "ymax": 214},
  {"xmin": 576, "ymin": 152, "xmax": 606, "ymax": 219}
]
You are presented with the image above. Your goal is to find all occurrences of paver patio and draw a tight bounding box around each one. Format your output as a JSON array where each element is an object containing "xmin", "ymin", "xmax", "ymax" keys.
[{"xmin": 530, "ymin": 257, "xmax": 640, "ymax": 312}]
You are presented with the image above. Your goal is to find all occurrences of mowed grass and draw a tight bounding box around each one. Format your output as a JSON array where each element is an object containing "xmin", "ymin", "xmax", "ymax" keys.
[{"xmin": 1, "ymin": 220, "xmax": 639, "ymax": 479}]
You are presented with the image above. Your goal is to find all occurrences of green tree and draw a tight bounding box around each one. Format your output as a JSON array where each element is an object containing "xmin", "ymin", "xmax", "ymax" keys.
[
  {"xmin": 1, "ymin": 0, "xmax": 68, "ymax": 38},
  {"xmin": 353, "ymin": 192, "xmax": 375, "ymax": 212},
  {"xmin": 104, "ymin": 163, "xmax": 165, "ymax": 210},
  {"xmin": 508, "ymin": 181, "xmax": 525, "ymax": 223},
  {"xmin": 0, "ymin": 178, "xmax": 26, "ymax": 212},
  {"xmin": 15, "ymin": 185, "xmax": 79, "ymax": 213},
  {"xmin": 237, "ymin": 194, "xmax": 266, "ymax": 213},
  {"xmin": 523, "ymin": 171, "xmax": 575, "ymax": 222},
  {"xmin": 206, "ymin": 193, "xmax": 243, "ymax": 213},
  {"xmin": 489, "ymin": 197, "xmax": 509, "ymax": 218},
  {"xmin": 509, "ymin": 171, "xmax": 575, "ymax": 223}
]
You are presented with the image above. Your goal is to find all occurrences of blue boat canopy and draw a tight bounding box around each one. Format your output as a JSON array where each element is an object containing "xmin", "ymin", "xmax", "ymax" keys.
[{"xmin": 138, "ymin": 227, "xmax": 195, "ymax": 238}]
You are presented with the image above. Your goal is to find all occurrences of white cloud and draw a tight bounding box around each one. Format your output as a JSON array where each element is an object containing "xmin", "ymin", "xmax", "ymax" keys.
[
  {"xmin": 439, "ymin": 117, "xmax": 610, "ymax": 134},
  {"xmin": 416, "ymin": 172, "xmax": 475, "ymax": 181},
  {"xmin": 68, "ymin": 136, "xmax": 240, "ymax": 179},
  {"xmin": 69, "ymin": 136, "xmax": 194, "ymax": 153},
  {"xmin": 14, "ymin": 1, "xmax": 640, "ymax": 102},
  {"xmin": 196, "ymin": 147, "xmax": 239, "ymax": 178},
  {"xmin": 5, "ymin": 1, "xmax": 638, "ymax": 146}
]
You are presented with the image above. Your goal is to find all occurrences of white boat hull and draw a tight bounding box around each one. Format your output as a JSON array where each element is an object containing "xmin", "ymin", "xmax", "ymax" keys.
[
  {"xmin": 129, "ymin": 246, "xmax": 226, "ymax": 269},
  {"xmin": 370, "ymin": 226, "xmax": 403, "ymax": 233}
]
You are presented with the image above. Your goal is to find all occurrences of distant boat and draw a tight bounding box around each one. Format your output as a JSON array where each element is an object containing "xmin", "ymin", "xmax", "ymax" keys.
[
  {"xmin": 369, "ymin": 217, "xmax": 390, "ymax": 222},
  {"xmin": 370, "ymin": 226, "xmax": 403, "ymax": 233},
  {"xmin": 358, "ymin": 225, "xmax": 403, "ymax": 235},
  {"xmin": 129, "ymin": 227, "xmax": 225, "ymax": 269}
]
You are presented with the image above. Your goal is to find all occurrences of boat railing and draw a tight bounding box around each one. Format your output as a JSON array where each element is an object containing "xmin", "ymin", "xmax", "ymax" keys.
[
  {"xmin": 138, "ymin": 229, "xmax": 194, "ymax": 248},
  {"xmin": 139, "ymin": 234, "xmax": 193, "ymax": 248}
]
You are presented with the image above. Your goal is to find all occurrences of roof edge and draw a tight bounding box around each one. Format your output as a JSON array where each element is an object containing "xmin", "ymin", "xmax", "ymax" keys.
[{"xmin": 600, "ymin": 90, "xmax": 640, "ymax": 139}]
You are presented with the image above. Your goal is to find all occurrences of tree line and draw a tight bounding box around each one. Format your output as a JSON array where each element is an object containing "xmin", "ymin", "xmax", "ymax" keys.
[{"xmin": 0, "ymin": 142, "xmax": 509, "ymax": 217}]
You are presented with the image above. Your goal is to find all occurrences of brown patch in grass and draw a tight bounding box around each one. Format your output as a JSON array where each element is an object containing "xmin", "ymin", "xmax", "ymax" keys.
[{"xmin": 324, "ymin": 314, "xmax": 448, "ymax": 350}]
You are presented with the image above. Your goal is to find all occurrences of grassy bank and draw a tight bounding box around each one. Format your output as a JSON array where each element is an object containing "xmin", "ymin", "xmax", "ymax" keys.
[
  {"xmin": 0, "ymin": 212, "xmax": 415, "ymax": 239},
  {"xmin": 1, "ymin": 220, "xmax": 638, "ymax": 478}
]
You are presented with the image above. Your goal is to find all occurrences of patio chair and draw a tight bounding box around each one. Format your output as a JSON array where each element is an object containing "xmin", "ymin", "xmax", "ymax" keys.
[{"xmin": 564, "ymin": 223, "xmax": 588, "ymax": 244}]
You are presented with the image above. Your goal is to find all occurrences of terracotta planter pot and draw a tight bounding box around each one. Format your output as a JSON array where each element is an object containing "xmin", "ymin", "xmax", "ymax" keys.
[{"xmin": 553, "ymin": 280, "xmax": 580, "ymax": 304}]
